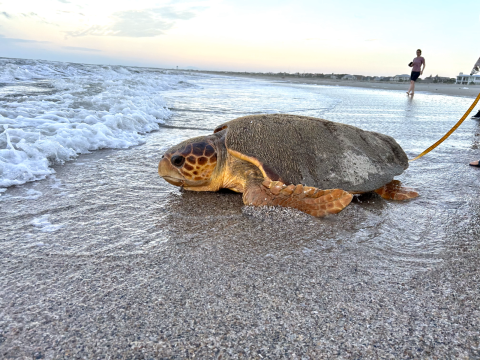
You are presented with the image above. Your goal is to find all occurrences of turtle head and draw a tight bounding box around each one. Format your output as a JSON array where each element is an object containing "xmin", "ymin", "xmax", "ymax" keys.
[{"xmin": 159, "ymin": 135, "xmax": 222, "ymax": 191}]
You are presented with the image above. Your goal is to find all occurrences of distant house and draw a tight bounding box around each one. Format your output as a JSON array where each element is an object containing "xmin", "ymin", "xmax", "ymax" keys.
[
  {"xmin": 342, "ymin": 74, "xmax": 356, "ymax": 80},
  {"xmin": 456, "ymin": 73, "xmax": 480, "ymax": 85},
  {"xmin": 392, "ymin": 74, "xmax": 411, "ymax": 82},
  {"xmin": 330, "ymin": 74, "xmax": 338, "ymax": 79},
  {"xmin": 423, "ymin": 75, "xmax": 453, "ymax": 83},
  {"xmin": 354, "ymin": 75, "xmax": 364, "ymax": 81},
  {"xmin": 374, "ymin": 76, "xmax": 384, "ymax": 81}
]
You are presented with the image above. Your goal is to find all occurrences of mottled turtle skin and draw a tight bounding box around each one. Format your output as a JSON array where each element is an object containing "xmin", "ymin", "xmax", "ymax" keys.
[{"xmin": 158, "ymin": 114, "xmax": 418, "ymax": 217}]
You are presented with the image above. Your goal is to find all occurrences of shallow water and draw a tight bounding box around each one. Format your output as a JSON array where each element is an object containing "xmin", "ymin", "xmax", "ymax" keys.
[
  {"xmin": 3, "ymin": 74, "xmax": 477, "ymax": 264},
  {"xmin": 2, "ymin": 69, "xmax": 480, "ymax": 357},
  {"xmin": 0, "ymin": 57, "xmax": 188, "ymax": 187}
]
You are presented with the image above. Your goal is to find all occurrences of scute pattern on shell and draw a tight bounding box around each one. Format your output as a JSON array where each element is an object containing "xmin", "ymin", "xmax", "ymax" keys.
[{"xmin": 218, "ymin": 114, "xmax": 408, "ymax": 193}]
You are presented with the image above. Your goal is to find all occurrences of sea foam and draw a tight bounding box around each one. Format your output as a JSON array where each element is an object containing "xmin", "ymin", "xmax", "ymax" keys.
[
  {"xmin": 30, "ymin": 214, "xmax": 63, "ymax": 232},
  {"xmin": 0, "ymin": 58, "xmax": 189, "ymax": 188}
]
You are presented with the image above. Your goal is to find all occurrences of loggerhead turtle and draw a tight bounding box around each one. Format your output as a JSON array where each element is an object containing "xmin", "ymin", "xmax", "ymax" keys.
[{"xmin": 158, "ymin": 114, "xmax": 418, "ymax": 217}]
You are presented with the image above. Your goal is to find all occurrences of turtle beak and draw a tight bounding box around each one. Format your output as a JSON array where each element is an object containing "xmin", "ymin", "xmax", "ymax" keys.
[
  {"xmin": 158, "ymin": 157, "xmax": 185, "ymax": 187},
  {"xmin": 163, "ymin": 176, "xmax": 185, "ymax": 187}
]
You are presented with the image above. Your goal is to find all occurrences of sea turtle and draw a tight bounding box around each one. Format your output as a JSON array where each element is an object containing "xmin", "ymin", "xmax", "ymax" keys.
[{"xmin": 158, "ymin": 114, "xmax": 418, "ymax": 217}]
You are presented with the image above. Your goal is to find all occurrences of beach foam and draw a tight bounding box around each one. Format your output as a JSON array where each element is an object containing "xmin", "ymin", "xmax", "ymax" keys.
[
  {"xmin": 30, "ymin": 214, "xmax": 63, "ymax": 232},
  {"xmin": 0, "ymin": 58, "xmax": 193, "ymax": 187}
]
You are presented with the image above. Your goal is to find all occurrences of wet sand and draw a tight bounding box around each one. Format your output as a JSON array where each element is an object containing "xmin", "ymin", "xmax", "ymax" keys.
[
  {"xmin": 2, "ymin": 81, "xmax": 480, "ymax": 358},
  {"xmin": 200, "ymin": 71, "xmax": 480, "ymax": 99},
  {"xmin": 2, "ymin": 153, "xmax": 480, "ymax": 358}
]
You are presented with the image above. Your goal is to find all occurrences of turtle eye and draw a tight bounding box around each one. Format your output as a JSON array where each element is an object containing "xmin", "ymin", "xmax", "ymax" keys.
[{"xmin": 171, "ymin": 155, "xmax": 185, "ymax": 167}]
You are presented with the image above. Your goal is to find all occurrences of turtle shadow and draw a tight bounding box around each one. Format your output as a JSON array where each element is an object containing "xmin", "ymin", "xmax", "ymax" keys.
[
  {"xmin": 351, "ymin": 192, "xmax": 388, "ymax": 212},
  {"xmin": 165, "ymin": 188, "xmax": 388, "ymax": 217}
]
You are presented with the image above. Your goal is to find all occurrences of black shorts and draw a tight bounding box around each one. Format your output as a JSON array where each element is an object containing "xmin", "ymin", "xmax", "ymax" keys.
[{"xmin": 410, "ymin": 71, "xmax": 420, "ymax": 81}]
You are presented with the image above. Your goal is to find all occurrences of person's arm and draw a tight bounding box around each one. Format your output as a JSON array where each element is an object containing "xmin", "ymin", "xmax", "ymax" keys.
[{"xmin": 421, "ymin": 58, "xmax": 426, "ymax": 75}]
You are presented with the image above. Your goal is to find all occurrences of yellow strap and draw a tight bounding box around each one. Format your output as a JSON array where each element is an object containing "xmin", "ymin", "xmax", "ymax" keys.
[{"xmin": 410, "ymin": 92, "xmax": 480, "ymax": 162}]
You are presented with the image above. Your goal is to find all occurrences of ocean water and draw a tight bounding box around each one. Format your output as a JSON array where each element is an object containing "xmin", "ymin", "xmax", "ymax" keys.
[
  {"xmin": 1, "ymin": 59, "xmax": 479, "ymax": 253},
  {"xmin": 0, "ymin": 57, "xmax": 178, "ymax": 187}
]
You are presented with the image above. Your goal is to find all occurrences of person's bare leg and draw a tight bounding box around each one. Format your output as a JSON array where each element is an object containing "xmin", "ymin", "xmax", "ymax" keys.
[
  {"xmin": 407, "ymin": 80, "xmax": 414, "ymax": 95},
  {"xmin": 410, "ymin": 80, "xmax": 415, "ymax": 96}
]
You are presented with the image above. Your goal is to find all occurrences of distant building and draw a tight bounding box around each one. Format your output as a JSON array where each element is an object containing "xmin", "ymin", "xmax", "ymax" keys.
[
  {"xmin": 330, "ymin": 74, "xmax": 338, "ymax": 79},
  {"xmin": 423, "ymin": 75, "xmax": 454, "ymax": 83},
  {"xmin": 373, "ymin": 76, "xmax": 384, "ymax": 81},
  {"xmin": 392, "ymin": 74, "xmax": 411, "ymax": 82},
  {"xmin": 354, "ymin": 75, "xmax": 364, "ymax": 81},
  {"xmin": 342, "ymin": 74, "xmax": 356, "ymax": 80},
  {"xmin": 456, "ymin": 73, "xmax": 480, "ymax": 85}
]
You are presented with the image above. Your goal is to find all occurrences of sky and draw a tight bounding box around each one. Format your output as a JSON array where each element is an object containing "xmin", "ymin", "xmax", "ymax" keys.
[{"xmin": 0, "ymin": 0, "xmax": 479, "ymax": 77}]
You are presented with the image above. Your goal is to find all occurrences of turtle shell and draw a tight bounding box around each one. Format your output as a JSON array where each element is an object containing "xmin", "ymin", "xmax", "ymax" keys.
[{"xmin": 214, "ymin": 114, "xmax": 408, "ymax": 193}]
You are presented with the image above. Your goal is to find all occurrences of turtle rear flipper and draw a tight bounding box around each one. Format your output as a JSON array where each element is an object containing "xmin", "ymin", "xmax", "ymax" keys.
[
  {"xmin": 374, "ymin": 180, "xmax": 419, "ymax": 200},
  {"xmin": 243, "ymin": 179, "xmax": 353, "ymax": 217}
]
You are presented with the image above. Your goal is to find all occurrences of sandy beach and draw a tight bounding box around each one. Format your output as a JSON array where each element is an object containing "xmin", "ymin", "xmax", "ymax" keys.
[
  {"xmin": 2, "ymin": 71, "xmax": 480, "ymax": 358},
  {"xmin": 200, "ymin": 71, "xmax": 480, "ymax": 99}
]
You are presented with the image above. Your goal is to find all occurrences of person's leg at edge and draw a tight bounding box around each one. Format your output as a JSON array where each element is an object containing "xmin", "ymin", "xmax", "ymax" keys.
[{"xmin": 469, "ymin": 110, "xmax": 480, "ymax": 165}]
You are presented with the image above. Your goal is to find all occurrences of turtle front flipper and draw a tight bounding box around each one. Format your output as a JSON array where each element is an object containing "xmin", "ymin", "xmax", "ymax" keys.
[
  {"xmin": 243, "ymin": 179, "xmax": 353, "ymax": 217},
  {"xmin": 374, "ymin": 180, "xmax": 419, "ymax": 200}
]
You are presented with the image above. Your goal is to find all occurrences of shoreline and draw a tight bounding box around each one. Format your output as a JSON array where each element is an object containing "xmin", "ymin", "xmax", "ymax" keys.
[{"xmin": 199, "ymin": 71, "xmax": 480, "ymax": 99}]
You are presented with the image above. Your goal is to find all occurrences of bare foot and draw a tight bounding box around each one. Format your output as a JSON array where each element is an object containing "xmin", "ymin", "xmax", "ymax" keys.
[
  {"xmin": 406, "ymin": 91, "xmax": 410, "ymax": 95},
  {"xmin": 410, "ymin": 92, "xmax": 414, "ymax": 96}
]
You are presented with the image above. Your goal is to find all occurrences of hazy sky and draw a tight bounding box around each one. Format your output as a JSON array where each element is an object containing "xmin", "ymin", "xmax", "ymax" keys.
[{"xmin": 1, "ymin": 0, "xmax": 479, "ymax": 76}]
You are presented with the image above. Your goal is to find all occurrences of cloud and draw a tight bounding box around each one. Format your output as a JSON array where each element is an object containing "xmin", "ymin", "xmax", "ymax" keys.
[
  {"xmin": 151, "ymin": 7, "xmax": 198, "ymax": 20},
  {"xmin": 66, "ymin": 6, "xmax": 202, "ymax": 38},
  {"xmin": 108, "ymin": 10, "xmax": 174, "ymax": 37},
  {"xmin": 1, "ymin": 12, "xmax": 11, "ymax": 19},
  {"xmin": 21, "ymin": 12, "xmax": 39, "ymax": 17},
  {"xmin": 58, "ymin": 0, "xmax": 71, "ymax": 3},
  {"xmin": 0, "ymin": 34, "xmax": 50, "ymax": 43},
  {"xmin": 62, "ymin": 45, "xmax": 101, "ymax": 52},
  {"xmin": 10, "ymin": 12, "xmax": 56, "ymax": 26}
]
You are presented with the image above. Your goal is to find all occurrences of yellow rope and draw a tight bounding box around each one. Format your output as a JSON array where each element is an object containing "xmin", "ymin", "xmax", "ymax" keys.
[{"xmin": 410, "ymin": 92, "xmax": 480, "ymax": 161}]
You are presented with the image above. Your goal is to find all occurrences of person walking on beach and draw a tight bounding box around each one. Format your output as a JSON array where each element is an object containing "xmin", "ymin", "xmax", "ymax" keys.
[{"xmin": 406, "ymin": 49, "xmax": 425, "ymax": 96}]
